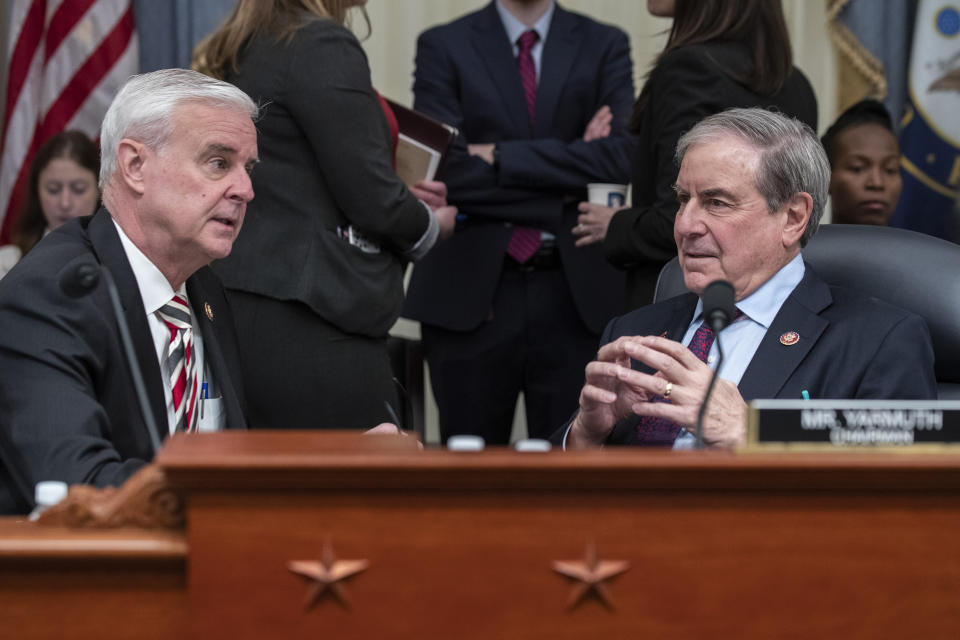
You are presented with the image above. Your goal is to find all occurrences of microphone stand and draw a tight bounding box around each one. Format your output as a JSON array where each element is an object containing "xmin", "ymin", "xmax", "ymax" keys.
[
  {"xmin": 64, "ymin": 262, "xmax": 161, "ymax": 455},
  {"xmin": 694, "ymin": 326, "xmax": 725, "ymax": 450},
  {"xmin": 100, "ymin": 267, "xmax": 162, "ymax": 455}
]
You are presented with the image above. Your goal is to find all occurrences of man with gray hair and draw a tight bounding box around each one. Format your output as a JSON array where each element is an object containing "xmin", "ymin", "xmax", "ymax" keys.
[
  {"xmin": 0, "ymin": 69, "xmax": 257, "ymax": 511},
  {"xmin": 559, "ymin": 107, "xmax": 936, "ymax": 449}
]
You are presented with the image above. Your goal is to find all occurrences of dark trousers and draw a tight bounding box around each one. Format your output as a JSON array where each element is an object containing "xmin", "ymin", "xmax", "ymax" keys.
[
  {"xmin": 226, "ymin": 289, "xmax": 399, "ymax": 430},
  {"xmin": 421, "ymin": 261, "xmax": 597, "ymax": 444}
]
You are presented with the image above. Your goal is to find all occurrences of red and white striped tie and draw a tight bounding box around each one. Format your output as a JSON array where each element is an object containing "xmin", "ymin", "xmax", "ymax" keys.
[{"xmin": 156, "ymin": 295, "xmax": 198, "ymax": 433}]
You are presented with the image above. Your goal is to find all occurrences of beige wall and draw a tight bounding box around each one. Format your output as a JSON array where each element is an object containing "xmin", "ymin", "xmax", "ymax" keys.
[{"xmin": 362, "ymin": 0, "xmax": 837, "ymax": 133}]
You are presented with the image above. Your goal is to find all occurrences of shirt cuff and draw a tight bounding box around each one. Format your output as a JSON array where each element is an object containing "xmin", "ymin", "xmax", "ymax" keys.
[
  {"xmin": 403, "ymin": 201, "xmax": 439, "ymax": 261},
  {"xmin": 672, "ymin": 428, "xmax": 695, "ymax": 450}
]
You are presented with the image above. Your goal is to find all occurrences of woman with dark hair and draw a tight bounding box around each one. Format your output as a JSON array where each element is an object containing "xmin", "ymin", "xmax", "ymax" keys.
[
  {"xmin": 572, "ymin": 0, "xmax": 818, "ymax": 308},
  {"xmin": 821, "ymin": 99, "xmax": 901, "ymax": 226},
  {"xmin": 193, "ymin": 0, "xmax": 456, "ymax": 430},
  {"xmin": 0, "ymin": 130, "xmax": 100, "ymax": 280}
]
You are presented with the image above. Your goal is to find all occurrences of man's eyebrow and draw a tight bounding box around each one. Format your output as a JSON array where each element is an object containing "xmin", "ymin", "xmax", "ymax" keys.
[
  {"xmin": 202, "ymin": 143, "xmax": 237, "ymax": 156},
  {"xmin": 672, "ymin": 183, "xmax": 687, "ymax": 195},
  {"xmin": 700, "ymin": 187, "xmax": 739, "ymax": 201}
]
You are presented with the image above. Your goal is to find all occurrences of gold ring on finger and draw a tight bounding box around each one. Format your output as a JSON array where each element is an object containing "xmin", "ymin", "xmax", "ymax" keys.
[{"xmin": 663, "ymin": 381, "xmax": 673, "ymax": 399}]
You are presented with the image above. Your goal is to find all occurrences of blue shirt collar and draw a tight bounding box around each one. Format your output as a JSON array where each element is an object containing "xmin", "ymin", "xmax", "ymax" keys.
[
  {"xmin": 691, "ymin": 253, "xmax": 805, "ymax": 329},
  {"xmin": 495, "ymin": 0, "xmax": 555, "ymax": 46}
]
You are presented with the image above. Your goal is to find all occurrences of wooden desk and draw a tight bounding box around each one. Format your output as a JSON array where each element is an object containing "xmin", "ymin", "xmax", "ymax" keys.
[
  {"xmin": 3, "ymin": 432, "xmax": 960, "ymax": 638},
  {"xmin": 0, "ymin": 520, "xmax": 186, "ymax": 639}
]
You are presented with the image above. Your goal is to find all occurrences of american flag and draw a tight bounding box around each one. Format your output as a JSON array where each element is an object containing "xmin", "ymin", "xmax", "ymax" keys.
[{"xmin": 1, "ymin": 0, "xmax": 137, "ymax": 244}]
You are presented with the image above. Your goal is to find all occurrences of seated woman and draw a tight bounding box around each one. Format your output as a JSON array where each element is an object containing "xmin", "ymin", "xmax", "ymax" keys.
[
  {"xmin": 821, "ymin": 99, "xmax": 902, "ymax": 225},
  {"xmin": 0, "ymin": 130, "xmax": 100, "ymax": 279}
]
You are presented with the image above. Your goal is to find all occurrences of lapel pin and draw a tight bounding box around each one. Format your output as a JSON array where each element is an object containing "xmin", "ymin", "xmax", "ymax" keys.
[
  {"xmin": 204, "ymin": 302, "xmax": 214, "ymax": 322},
  {"xmin": 659, "ymin": 331, "xmax": 668, "ymax": 338},
  {"xmin": 779, "ymin": 331, "xmax": 799, "ymax": 346}
]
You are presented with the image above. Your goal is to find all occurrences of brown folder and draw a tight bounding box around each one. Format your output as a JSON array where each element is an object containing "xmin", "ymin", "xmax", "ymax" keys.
[{"xmin": 385, "ymin": 98, "xmax": 458, "ymax": 187}]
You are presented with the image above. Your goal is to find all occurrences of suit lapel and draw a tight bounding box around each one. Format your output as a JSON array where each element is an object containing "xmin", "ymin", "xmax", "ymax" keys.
[
  {"xmin": 534, "ymin": 6, "xmax": 580, "ymax": 137},
  {"xmin": 186, "ymin": 276, "xmax": 246, "ymax": 431},
  {"xmin": 737, "ymin": 267, "xmax": 832, "ymax": 401},
  {"xmin": 470, "ymin": 2, "xmax": 533, "ymax": 136},
  {"xmin": 86, "ymin": 209, "xmax": 168, "ymax": 445}
]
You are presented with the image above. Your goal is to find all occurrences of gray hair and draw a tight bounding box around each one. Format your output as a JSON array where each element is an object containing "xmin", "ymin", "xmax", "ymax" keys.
[
  {"xmin": 99, "ymin": 68, "xmax": 258, "ymax": 188},
  {"xmin": 675, "ymin": 107, "xmax": 830, "ymax": 246}
]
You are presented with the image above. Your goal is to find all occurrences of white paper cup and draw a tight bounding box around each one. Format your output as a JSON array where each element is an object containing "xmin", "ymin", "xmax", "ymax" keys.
[{"xmin": 587, "ymin": 183, "xmax": 628, "ymax": 207}]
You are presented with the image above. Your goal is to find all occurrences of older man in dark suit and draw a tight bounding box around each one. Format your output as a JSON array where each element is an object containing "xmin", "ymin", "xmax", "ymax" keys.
[
  {"xmin": 0, "ymin": 69, "xmax": 257, "ymax": 512},
  {"xmin": 560, "ymin": 107, "xmax": 936, "ymax": 450},
  {"xmin": 403, "ymin": 0, "xmax": 636, "ymax": 444}
]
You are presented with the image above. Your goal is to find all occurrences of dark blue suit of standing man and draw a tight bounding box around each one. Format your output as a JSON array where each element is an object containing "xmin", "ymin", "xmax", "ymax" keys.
[{"xmin": 403, "ymin": 0, "xmax": 636, "ymax": 443}]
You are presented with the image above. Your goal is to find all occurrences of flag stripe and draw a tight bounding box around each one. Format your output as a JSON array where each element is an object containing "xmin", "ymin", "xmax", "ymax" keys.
[
  {"xmin": 1, "ymin": 0, "xmax": 45, "ymax": 147},
  {"xmin": 41, "ymin": 0, "xmax": 127, "ymax": 116},
  {"xmin": 44, "ymin": 0, "xmax": 96, "ymax": 62},
  {"xmin": 67, "ymin": 39, "xmax": 137, "ymax": 134},
  {"xmin": 0, "ymin": 0, "xmax": 136, "ymax": 244},
  {"xmin": 0, "ymin": 49, "xmax": 43, "ymax": 226},
  {"xmin": 38, "ymin": 7, "xmax": 134, "ymax": 141}
]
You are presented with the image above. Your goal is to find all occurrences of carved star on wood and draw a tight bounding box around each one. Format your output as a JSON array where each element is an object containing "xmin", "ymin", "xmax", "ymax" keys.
[
  {"xmin": 553, "ymin": 541, "xmax": 630, "ymax": 610},
  {"xmin": 288, "ymin": 539, "xmax": 369, "ymax": 610}
]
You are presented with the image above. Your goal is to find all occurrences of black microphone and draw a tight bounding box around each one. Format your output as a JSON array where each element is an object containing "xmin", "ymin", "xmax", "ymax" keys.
[
  {"xmin": 59, "ymin": 260, "xmax": 161, "ymax": 455},
  {"xmin": 694, "ymin": 280, "xmax": 736, "ymax": 449},
  {"xmin": 701, "ymin": 280, "xmax": 736, "ymax": 334}
]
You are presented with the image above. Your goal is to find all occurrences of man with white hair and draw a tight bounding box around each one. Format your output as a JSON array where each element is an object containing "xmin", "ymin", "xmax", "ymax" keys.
[
  {"xmin": 0, "ymin": 69, "xmax": 258, "ymax": 511},
  {"xmin": 559, "ymin": 107, "xmax": 937, "ymax": 450}
]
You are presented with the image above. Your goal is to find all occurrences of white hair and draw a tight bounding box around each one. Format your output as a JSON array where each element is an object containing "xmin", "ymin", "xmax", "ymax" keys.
[{"xmin": 99, "ymin": 68, "xmax": 258, "ymax": 188}]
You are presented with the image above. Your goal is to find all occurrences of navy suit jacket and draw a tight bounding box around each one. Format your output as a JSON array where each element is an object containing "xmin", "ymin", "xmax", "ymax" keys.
[
  {"xmin": 0, "ymin": 209, "xmax": 246, "ymax": 511},
  {"xmin": 402, "ymin": 2, "xmax": 636, "ymax": 334},
  {"xmin": 553, "ymin": 265, "xmax": 937, "ymax": 445}
]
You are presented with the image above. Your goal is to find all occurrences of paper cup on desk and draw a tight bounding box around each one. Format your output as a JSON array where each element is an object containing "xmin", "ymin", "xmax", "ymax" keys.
[{"xmin": 587, "ymin": 183, "xmax": 628, "ymax": 207}]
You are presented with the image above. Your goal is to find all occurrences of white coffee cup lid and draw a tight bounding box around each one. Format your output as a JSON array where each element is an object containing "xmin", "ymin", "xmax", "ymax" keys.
[
  {"xmin": 587, "ymin": 183, "xmax": 627, "ymax": 189},
  {"xmin": 447, "ymin": 435, "xmax": 485, "ymax": 451},
  {"xmin": 514, "ymin": 439, "xmax": 551, "ymax": 452}
]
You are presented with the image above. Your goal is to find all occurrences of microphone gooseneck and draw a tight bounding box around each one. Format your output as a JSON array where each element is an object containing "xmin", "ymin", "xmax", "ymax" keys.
[
  {"xmin": 694, "ymin": 280, "xmax": 736, "ymax": 449},
  {"xmin": 59, "ymin": 260, "xmax": 161, "ymax": 454}
]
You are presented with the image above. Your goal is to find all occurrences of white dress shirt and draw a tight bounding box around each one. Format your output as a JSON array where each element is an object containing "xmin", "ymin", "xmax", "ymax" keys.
[
  {"xmin": 113, "ymin": 221, "xmax": 224, "ymax": 434},
  {"xmin": 672, "ymin": 254, "xmax": 805, "ymax": 448}
]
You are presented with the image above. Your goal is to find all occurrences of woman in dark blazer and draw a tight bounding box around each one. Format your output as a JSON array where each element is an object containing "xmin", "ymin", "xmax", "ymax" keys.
[
  {"xmin": 194, "ymin": 0, "xmax": 455, "ymax": 430},
  {"xmin": 572, "ymin": 0, "xmax": 818, "ymax": 309}
]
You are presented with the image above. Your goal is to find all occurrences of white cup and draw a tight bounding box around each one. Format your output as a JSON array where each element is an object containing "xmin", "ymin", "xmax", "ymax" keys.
[{"xmin": 587, "ymin": 183, "xmax": 628, "ymax": 207}]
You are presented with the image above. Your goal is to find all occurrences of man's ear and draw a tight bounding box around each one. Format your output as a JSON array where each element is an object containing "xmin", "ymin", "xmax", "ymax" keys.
[
  {"xmin": 782, "ymin": 191, "xmax": 813, "ymax": 247},
  {"xmin": 115, "ymin": 139, "xmax": 148, "ymax": 196}
]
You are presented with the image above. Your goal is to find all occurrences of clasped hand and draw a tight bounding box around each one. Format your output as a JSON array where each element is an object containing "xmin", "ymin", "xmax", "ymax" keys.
[{"xmin": 570, "ymin": 335, "xmax": 747, "ymax": 449}]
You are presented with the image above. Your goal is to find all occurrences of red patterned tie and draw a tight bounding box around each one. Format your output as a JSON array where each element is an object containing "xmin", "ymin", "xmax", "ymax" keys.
[
  {"xmin": 157, "ymin": 295, "xmax": 198, "ymax": 433},
  {"xmin": 635, "ymin": 311, "xmax": 745, "ymax": 444},
  {"xmin": 506, "ymin": 29, "xmax": 542, "ymax": 264},
  {"xmin": 516, "ymin": 29, "xmax": 538, "ymax": 126}
]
